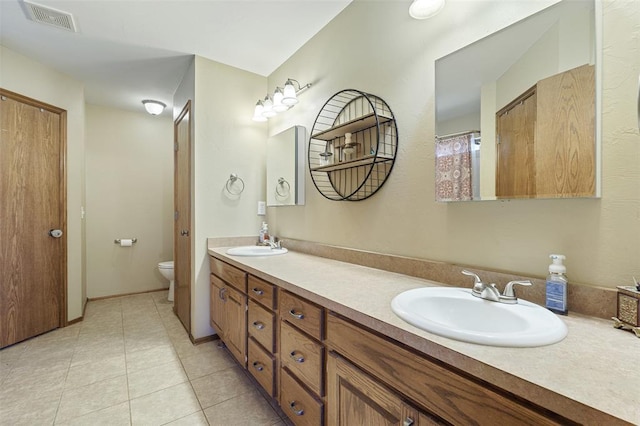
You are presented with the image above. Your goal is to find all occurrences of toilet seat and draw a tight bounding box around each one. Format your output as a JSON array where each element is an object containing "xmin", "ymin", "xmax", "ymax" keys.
[{"xmin": 158, "ymin": 261, "xmax": 174, "ymax": 269}]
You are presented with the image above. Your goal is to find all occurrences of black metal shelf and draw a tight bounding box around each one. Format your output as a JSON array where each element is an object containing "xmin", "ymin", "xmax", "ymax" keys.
[{"xmin": 308, "ymin": 90, "xmax": 398, "ymax": 201}]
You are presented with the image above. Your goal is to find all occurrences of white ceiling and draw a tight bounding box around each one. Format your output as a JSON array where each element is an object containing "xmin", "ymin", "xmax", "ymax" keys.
[{"xmin": 0, "ymin": 0, "xmax": 352, "ymax": 114}]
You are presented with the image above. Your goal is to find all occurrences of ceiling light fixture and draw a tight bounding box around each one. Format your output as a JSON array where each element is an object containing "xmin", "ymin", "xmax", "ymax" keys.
[
  {"xmin": 409, "ymin": 0, "xmax": 445, "ymax": 19},
  {"xmin": 251, "ymin": 78, "xmax": 312, "ymax": 121},
  {"xmin": 142, "ymin": 100, "xmax": 166, "ymax": 115}
]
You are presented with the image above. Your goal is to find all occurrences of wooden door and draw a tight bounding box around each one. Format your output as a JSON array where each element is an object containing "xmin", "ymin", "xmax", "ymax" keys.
[
  {"xmin": 0, "ymin": 89, "xmax": 66, "ymax": 348},
  {"xmin": 326, "ymin": 352, "xmax": 444, "ymax": 425},
  {"xmin": 535, "ymin": 64, "xmax": 595, "ymax": 197},
  {"xmin": 496, "ymin": 87, "xmax": 537, "ymax": 198},
  {"xmin": 174, "ymin": 101, "xmax": 191, "ymax": 333}
]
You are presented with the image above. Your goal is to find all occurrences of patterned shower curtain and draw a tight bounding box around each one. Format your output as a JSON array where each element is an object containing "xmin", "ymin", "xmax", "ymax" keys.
[{"xmin": 435, "ymin": 133, "xmax": 473, "ymax": 201}]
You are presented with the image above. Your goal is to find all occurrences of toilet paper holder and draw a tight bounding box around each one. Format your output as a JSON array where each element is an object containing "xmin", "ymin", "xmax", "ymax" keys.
[{"xmin": 114, "ymin": 238, "xmax": 138, "ymax": 244}]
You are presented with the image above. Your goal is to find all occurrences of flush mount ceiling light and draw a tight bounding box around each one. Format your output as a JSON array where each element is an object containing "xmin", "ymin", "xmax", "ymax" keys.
[
  {"xmin": 409, "ymin": 0, "xmax": 445, "ymax": 19},
  {"xmin": 252, "ymin": 78, "xmax": 312, "ymax": 121},
  {"xmin": 142, "ymin": 100, "xmax": 166, "ymax": 115}
]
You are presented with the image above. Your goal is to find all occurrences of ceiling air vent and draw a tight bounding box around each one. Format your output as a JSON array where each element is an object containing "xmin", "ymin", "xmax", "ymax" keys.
[{"xmin": 23, "ymin": 1, "xmax": 77, "ymax": 32}]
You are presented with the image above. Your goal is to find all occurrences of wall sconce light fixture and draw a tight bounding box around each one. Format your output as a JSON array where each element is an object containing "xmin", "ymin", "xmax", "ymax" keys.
[
  {"xmin": 252, "ymin": 78, "xmax": 311, "ymax": 121},
  {"xmin": 142, "ymin": 99, "xmax": 166, "ymax": 115},
  {"xmin": 409, "ymin": 0, "xmax": 445, "ymax": 19}
]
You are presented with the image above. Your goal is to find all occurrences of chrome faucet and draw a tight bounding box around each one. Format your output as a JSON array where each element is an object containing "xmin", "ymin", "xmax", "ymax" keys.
[
  {"xmin": 462, "ymin": 270, "xmax": 532, "ymax": 304},
  {"xmin": 267, "ymin": 238, "xmax": 281, "ymax": 249}
]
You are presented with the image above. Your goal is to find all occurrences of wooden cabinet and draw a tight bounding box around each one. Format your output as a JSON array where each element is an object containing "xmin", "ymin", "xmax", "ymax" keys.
[
  {"xmin": 326, "ymin": 313, "xmax": 565, "ymax": 426},
  {"xmin": 209, "ymin": 253, "xmax": 626, "ymax": 426},
  {"xmin": 246, "ymin": 275, "xmax": 278, "ymax": 398},
  {"xmin": 209, "ymin": 259, "xmax": 247, "ymax": 367},
  {"xmin": 327, "ymin": 351, "xmax": 444, "ymax": 426},
  {"xmin": 279, "ymin": 291, "xmax": 325, "ymax": 425},
  {"xmin": 496, "ymin": 64, "xmax": 595, "ymax": 199}
]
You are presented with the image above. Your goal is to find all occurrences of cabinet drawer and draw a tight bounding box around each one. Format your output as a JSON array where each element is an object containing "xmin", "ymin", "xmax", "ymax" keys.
[
  {"xmin": 248, "ymin": 275, "xmax": 276, "ymax": 309},
  {"xmin": 279, "ymin": 291, "xmax": 323, "ymax": 340},
  {"xmin": 248, "ymin": 299, "xmax": 275, "ymax": 353},
  {"xmin": 280, "ymin": 367, "xmax": 323, "ymax": 426},
  {"xmin": 326, "ymin": 313, "xmax": 562, "ymax": 426},
  {"xmin": 280, "ymin": 321, "xmax": 323, "ymax": 396},
  {"xmin": 209, "ymin": 256, "xmax": 247, "ymax": 293},
  {"xmin": 248, "ymin": 337, "xmax": 275, "ymax": 398}
]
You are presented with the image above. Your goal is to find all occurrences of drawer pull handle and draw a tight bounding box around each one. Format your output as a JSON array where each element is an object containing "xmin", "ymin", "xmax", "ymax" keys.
[
  {"xmin": 289, "ymin": 401, "xmax": 304, "ymax": 416},
  {"xmin": 289, "ymin": 351, "xmax": 305, "ymax": 363},
  {"xmin": 252, "ymin": 361, "xmax": 264, "ymax": 372},
  {"xmin": 403, "ymin": 418, "xmax": 415, "ymax": 426},
  {"xmin": 252, "ymin": 288, "xmax": 264, "ymax": 296},
  {"xmin": 289, "ymin": 309, "xmax": 304, "ymax": 320},
  {"xmin": 252, "ymin": 321, "xmax": 265, "ymax": 330}
]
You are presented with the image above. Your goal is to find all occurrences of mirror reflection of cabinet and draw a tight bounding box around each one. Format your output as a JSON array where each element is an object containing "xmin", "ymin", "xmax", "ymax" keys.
[
  {"xmin": 496, "ymin": 65, "xmax": 595, "ymax": 198},
  {"xmin": 435, "ymin": 0, "xmax": 599, "ymax": 201},
  {"xmin": 266, "ymin": 125, "xmax": 306, "ymax": 206}
]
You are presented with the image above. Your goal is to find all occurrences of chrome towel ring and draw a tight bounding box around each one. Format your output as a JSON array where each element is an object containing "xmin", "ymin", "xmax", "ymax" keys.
[
  {"xmin": 276, "ymin": 177, "xmax": 291, "ymax": 197},
  {"xmin": 226, "ymin": 173, "xmax": 245, "ymax": 195}
]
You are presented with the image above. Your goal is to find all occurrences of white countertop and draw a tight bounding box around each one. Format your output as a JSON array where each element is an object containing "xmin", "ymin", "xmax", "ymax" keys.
[{"xmin": 208, "ymin": 246, "xmax": 639, "ymax": 425}]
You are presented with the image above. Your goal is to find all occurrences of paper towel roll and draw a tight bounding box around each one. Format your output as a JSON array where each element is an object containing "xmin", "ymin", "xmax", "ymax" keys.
[{"xmin": 119, "ymin": 239, "xmax": 133, "ymax": 247}]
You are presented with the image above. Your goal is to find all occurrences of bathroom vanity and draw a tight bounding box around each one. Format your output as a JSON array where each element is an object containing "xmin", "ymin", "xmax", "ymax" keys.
[{"xmin": 208, "ymin": 243, "xmax": 638, "ymax": 425}]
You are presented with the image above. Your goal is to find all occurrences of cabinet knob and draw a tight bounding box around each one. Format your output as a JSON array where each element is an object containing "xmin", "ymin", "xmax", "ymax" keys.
[
  {"xmin": 289, "ymin": 309, "xmax": 304, "ymax": 320},
  {"xmin": 289, "ymin": 351, "xmax": 305, "ymax": 363},
  {"xmin": 403, "ymin": 418, "xmax": 415, "ymax": 426},
  {"xmin": 289, "ymin": 401, "xmax": 304, "ymax": 416},
  {"xmin": 252, "ymin": 288, "xmax": 264, "ymax": 296},
  {"xmin": 252, "ymin": 321, "xmax": 265, "ymax": 330},
  {"xmin": 252, "ymin": 361, "xmax": 264, "ymax": 372}
]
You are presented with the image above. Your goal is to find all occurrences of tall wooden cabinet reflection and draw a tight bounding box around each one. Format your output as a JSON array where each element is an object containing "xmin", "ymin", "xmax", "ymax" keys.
[{"xmin": 496, "ymin": 64, "xmax": 595, "ymax": 198}]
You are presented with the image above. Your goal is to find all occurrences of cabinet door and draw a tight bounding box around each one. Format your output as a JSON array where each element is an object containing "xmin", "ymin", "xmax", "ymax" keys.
[
  {"xmin": 210, "ymin": 275, "xmax": 226, "ymax": 335},
  {"xmin": 327, "ymin": 352, "xmax": 443, "ymax": 426},
  {"xmin": 224, "ymin": 285, "xmax": 247, "ymax": 367},
  {"xmin": 535, "ymin": 64, "xmax": 595, "ymax": 197},
  {"xmin": 496, "ymin": 88, "xmax": 537, "ymax": 198}
]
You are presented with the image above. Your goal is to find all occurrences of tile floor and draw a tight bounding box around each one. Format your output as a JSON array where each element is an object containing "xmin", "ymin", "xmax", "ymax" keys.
[{"xmin": 0, "ymin": 291, "xmax": 288, "ymax": 425}]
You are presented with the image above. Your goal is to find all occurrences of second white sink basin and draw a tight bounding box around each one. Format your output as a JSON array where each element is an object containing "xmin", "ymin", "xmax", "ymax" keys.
[
  {"xmin": 226, "ymin": 246, "xmax": 288, "ymax": 256},
  {"xmin": 391, "ymin": 287, "xmax": 567, "ymax": 347}
]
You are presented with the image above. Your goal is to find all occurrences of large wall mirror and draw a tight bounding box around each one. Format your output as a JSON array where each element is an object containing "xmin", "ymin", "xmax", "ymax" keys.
[
  {"xmin": 267, "ymin": 125, "xmax": 306, "ymax": 206},
  {"xmin": 435, "ymin": 0, "xmax": 600, "ymax": 202}
]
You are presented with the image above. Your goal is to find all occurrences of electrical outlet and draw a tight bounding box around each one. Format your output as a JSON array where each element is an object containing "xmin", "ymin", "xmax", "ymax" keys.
[{"xmin": 257, "ymin": 201, "xmax": 266, "ymax": 216}]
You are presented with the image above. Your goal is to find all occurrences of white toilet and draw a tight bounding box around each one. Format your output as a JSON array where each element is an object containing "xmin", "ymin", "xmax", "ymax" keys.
[{"xmin": 158, "ymin": 261, "xmax": 175, "ymax": 302}]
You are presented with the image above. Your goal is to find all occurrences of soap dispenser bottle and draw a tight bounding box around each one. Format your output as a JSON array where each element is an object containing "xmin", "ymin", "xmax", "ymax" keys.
[
  {"xmin": 546, "ymin": 254, "xmax": 568, "ymax": 315},
  {"xmin": 259, "ymin": 222, "xmax": 270, "ymax": 244}
]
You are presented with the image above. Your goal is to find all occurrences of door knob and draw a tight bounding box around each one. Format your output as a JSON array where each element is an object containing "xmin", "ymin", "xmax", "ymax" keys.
[
  {"xmin": 180, "ymin": 230, "xmax": 189, "ymax": 236},
  {"xmin": 49, "ymin": 229, "xmax": 63, "ymax": 238}
]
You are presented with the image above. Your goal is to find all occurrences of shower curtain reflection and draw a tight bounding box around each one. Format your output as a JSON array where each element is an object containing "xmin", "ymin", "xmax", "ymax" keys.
[{"xmin": 435, "ymin": 133, "xmax": 477, "ymax": 202}]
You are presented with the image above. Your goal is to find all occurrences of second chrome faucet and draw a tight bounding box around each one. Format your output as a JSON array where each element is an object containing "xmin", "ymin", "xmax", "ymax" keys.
[{"xmin": 462, "ymin": 270, "xmax": 532, "ymax": 304}]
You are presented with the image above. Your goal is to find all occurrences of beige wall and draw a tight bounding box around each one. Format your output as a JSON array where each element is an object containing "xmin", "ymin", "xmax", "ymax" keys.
[
  {"xmin": 0, "ymin": 45, "xmax": 86, "ymax": 321},
  {"xmin": 267, "ymin": 0, "xmax": 640, "ymax": 289},
  {"xmin": 85, "ymin": 104, "xmax": 173, "ymax": 298},
  {"xmin": 190, "ymin": 56, "xmax": 267, "ymax": 339}
]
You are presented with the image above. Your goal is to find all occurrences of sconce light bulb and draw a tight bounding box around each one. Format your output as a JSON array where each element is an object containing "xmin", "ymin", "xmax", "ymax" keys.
[
  {"xmin": 262, "ymin": 96, "xmax": 276, "ymax": 118},
  {"xmin": 272, "ymin": 87, "xmax": 288, "ymax": 112},
  {"xmin": 252, "ymin": 100, "xmax": 267, "ymax": 122},
  {"xmin": 282, "ymin": 79, "xmax": 299, "ymax": 106}
]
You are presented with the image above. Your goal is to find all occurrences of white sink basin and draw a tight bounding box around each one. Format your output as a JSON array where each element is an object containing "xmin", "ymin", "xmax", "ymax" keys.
[
  {"xmin": 391, "ymin": 287, "xmax": 567, "ymax": 347},
  {"xmin": 226, "ymin": 246, "xmax": 288, "ymax": 256}
]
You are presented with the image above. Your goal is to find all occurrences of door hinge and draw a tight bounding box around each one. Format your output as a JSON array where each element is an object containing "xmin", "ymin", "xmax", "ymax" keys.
[
  {"xmin": 174, "ymin": 211, "xmax": 179, "ymax": 220},
  {"xmin": 174, "ymin": 142, "xmax": 179, "ymax": 152}
]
